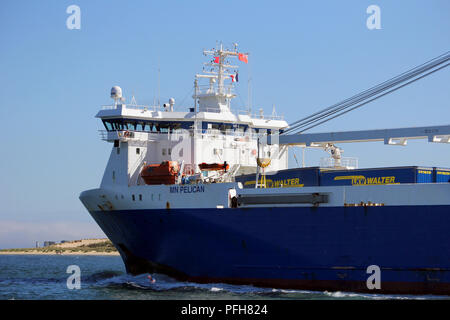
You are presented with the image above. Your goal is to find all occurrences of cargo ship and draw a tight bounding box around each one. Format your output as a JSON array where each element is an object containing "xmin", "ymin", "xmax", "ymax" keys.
[{"xmin": 80, "ymin": 44, "xmax": 450, "ymax": 295}]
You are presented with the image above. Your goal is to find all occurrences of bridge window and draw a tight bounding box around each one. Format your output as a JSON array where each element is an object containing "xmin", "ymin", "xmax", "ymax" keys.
[
  {"xmin": 125, "ymin": 122, "xmax": 136, "ymax": 130},
  {"xmin": 203, "ymin": 122, "xmax": 233, "ymax": 133},
  {"xmin": 102, "ymin": 119, "xmax": 194, "ymax": 133},
  {"xmin": 113, "ymin": 121, "xmax": 124, "ymax": 130},
  {"xmin": 136, "ymin": 122, "xmax": 145, "ymax": 131},
  {"xmin": 102, "ymin": 119, "xmax": 123, "ymax": 131},
  {"xmin": 145, "ymin": 123, "xmax": 156, "ymax": 132},
  {"xmin": 103, "ymin": 120, "xmax": 113, "ymax": 131}
]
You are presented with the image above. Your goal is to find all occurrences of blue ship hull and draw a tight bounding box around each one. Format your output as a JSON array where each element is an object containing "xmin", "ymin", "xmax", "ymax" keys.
[{"xmin": 90, "ymin": 204, "xmax": 450, "ymax": 295}]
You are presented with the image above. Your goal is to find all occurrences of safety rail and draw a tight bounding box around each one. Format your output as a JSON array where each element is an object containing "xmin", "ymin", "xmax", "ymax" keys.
[
  {"xmin": 98, "ymin": 129, "xmax": 265, "ymax": 141},
  {"xmin": 235, "ymin": 109, "xmax": 284, "ymax": 121},
  {"xmin": 100, "ymin": 104, "xmax": 285, "ymax": 122},
  {"xmin": 197, "ymin": 107, "xmax": 232, "ymax": 113},
  {"xmin": 98, "ymin": 130, "xmax": 136, "ymax": 141},
  {"xmin": 98, "ymin": 130, "xmax": 109, "ymax": 140},
  {"xmin": 195, "ymin": 84, "xmax": 235, "ymax": 96},
  {"xmin": 101, "ymin": 104, "xmax": 160, "ymax": 111},
  {"xmin": 320, "ymin": 157, "xmax": 359, "ymax": 169}
]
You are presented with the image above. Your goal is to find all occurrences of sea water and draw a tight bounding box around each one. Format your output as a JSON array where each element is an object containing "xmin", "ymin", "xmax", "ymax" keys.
[{"xmin": 0, "ymin": 255, "xmax": 446, "ymax": 300}]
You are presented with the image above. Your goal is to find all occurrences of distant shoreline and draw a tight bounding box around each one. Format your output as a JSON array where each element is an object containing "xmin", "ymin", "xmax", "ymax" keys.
[
  {"xmin": 0, "ymin": 251, "xmax": 119, "ymax": 256},
  {"xmin": 0, "ymin": 238, "xmax": 120, "ymax": 256}
]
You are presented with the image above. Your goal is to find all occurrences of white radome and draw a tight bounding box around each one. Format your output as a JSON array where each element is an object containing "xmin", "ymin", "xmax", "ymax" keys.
[{"xmin": 110, "ymin": 86, "xmax": 123, "ymax": 100}]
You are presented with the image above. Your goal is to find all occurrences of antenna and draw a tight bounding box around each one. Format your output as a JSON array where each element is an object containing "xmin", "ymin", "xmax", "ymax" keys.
[
  {"xmin": 194, "ymin": 42, "xmax": 248, "ymax": 114},
  {"xmin": 248, "ymin": 60, "xmax": 252, "ymax": 114},
  {"xmin": 194, "ymin": 78, "xmax": 198, "ymax": 112},
  {"xmin": 157, "ymin": 57, "xmax": 161, "ymax": 108},
  {"xmin": 153, "ymin": 51, "xmax": 161, "ymax": 109},
  {"xmin": 130, "ymin": 95, "xmax": 137, "ymax": 106}
]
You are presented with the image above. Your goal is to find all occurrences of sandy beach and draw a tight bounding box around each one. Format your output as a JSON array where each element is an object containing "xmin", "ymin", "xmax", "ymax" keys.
[
  {"xmin": 0, "ymin": 238, "xmax": 120, "ymax": 256},
  {"xmin": 0, "ymin": 250, "xmax": 119, "ymax": 256}
]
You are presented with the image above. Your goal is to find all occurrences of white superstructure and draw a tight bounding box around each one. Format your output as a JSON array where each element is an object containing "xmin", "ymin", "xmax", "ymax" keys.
[{"xmin": 97, "ymin": 44, "xmax": 288, "ymax": 188}]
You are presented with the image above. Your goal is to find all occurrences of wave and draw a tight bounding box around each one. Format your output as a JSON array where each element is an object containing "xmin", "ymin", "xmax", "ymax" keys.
[
  {"xmin": 87, "ymin": 272, "xmax": 446, "ymax": 300},
  {"xmin": 83, "ymin": 270, "xmax": 124, "ymax": 283}
]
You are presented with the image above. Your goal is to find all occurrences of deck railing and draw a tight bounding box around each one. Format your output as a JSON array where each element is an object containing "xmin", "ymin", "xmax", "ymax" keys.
[
  {"xmin": 320, "ymin": 157, "xmax": 359, "ymax": 169},
  {"xmin": 99, "ymin": 104, "xmax": 284, "ymax": 121},
  {"xmin": 98, "ymin": 129, "xmax": 267, "ymax": 142}
]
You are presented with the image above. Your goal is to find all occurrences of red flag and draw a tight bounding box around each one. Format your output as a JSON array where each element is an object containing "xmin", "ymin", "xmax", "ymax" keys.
[
  {"xmin": 214, "ymin": 56, "xmax": 220, "ymax": 63},
  {"xmin": 238, "ymin": 53, "xmax": 248, "ymax": 63}
]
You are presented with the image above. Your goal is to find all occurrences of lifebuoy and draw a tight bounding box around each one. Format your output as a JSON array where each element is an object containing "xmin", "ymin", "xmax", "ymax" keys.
[
  {"xmin": 124, "ymin": 131, "xmax": 130, "ymax": 137},
  {"xmin": 184, "ymin": 167, "xmax": 194, "ymax": 176}
]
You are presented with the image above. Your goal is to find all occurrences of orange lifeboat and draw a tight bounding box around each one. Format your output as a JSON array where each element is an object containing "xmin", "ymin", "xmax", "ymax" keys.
[
  {"xmin": 140, "ymin": 161, "xmax": 180, "ymax": 185},
  {"xmin": 198, "ymin": 162, "xmax": 229, "ymax": 171}
]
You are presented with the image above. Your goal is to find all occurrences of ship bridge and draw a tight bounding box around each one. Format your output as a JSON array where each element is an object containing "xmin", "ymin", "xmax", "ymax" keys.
[
  {"xmin": 96, "ymin": 43, "xmax": 290, "ymax": 188},
  {"xmin": 96, "ymin": 103, "xmax": 286, "ymax": 139}
]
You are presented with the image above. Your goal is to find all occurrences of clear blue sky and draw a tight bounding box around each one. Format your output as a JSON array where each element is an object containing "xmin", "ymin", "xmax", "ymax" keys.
[{"xmin": 0, "ymin": 0, "xmax": 449, "ymax": 248}]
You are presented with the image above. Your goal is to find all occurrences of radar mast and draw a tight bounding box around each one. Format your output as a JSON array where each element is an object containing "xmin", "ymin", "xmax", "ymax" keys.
[{"xmin": 194, "ymin": 42, "xmax": 248, "ymax": 113}]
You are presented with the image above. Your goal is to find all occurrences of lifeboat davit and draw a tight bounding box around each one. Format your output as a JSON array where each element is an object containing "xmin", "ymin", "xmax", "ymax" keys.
[
  {"xmin": 198, "ymin": 162, "xmax": 229, "ymax": 171},
  {"xmin": 140, "ymin": 161, "xmax": 180, "ymax": 185}
]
